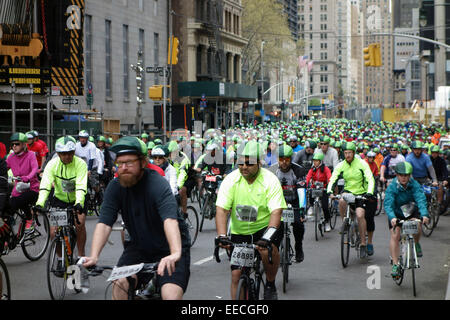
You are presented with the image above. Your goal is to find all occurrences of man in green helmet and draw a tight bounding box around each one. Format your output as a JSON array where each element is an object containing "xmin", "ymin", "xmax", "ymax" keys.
[{"xmin": 215, "ymin": 140, "xmax": 286, "ymax": 300}]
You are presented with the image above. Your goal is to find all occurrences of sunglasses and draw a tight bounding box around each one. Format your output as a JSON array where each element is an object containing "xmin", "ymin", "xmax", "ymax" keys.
[
  {"xmin": 151, "ymin": 156, "xmax": 165, "ymax": 160},
  {"xmin": 238, "ymin": 161, "xmax": 257, "ymax": 167},
  {"xmin": 11, "ymin": 142, "xmax": 21, "ymax": 146}
]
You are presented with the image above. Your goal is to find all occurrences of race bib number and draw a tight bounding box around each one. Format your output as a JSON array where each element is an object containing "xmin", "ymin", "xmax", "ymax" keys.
[
  {"xmin": 107, "ymin": 263, "xmax": 144, "ymax": 282},
  {"xmin": 49, "ymin": 210, "xmax": 68, "ymax": 227},
  {"xmin": 235, "ymin": 205, "xmax": 258, "ymax": 222},
  {"xmin": 282, "ymin": 209, "xmax": 295, "ymax": 223},
  {"xmin": 402, "ymin": 220, "xmax": 419, "ymax": 235},
  {"xmin": 230, "ymin": 245, "xmax": 254, "ymax": 267},
  {"xmin": 61, "ymin": 179, "xmax": 76, "ymax": 193},
  {"xmin": 211, "ymin": 167, "xmax": 220, "ymax": 175}
]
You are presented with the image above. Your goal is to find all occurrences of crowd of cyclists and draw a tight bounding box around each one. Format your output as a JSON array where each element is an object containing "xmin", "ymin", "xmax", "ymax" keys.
[{"xmin": 0, "ymin": 118, "xmax": 449, "ymax": 300}]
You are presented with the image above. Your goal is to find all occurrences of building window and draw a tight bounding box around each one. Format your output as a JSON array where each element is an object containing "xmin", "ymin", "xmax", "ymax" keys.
[
  {"xmin": 123, "ymin": 25, "xmax": 129, "ymax": 99},
  {"xmin": 153, "ymin": 0, "xmax": 158, "ymax": 16},
  {"xmin": 105, "ymin": 20, "xmax": 112, "ymax": 98},
  {"xmin": 85, "ymin": 15, "xmax": 92, "ymax": 89}
]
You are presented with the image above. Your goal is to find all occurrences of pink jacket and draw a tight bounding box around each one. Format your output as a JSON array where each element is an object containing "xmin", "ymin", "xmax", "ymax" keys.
[{"xmin": 6, "ymin": 150, "xmax": 40, "ymax": 197}]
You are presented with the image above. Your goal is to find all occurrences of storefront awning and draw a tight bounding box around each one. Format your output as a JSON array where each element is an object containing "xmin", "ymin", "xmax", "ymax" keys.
[{"xmin": 178, "ymin": 81, "xmax": 257, "ymax": 101}]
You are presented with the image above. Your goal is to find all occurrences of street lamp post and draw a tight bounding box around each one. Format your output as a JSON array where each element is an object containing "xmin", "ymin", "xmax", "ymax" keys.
[
  {"xmin": 425, "ymin": 61, "xmax": 429, "ymax": 125},
  {"xmin": 260, "ymin": 40, "xmax": 265, "ymax": 124}
]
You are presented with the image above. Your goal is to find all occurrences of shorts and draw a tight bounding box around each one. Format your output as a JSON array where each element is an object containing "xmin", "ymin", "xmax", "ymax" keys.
[
  {"xmin": 117, "ymin": 244, "xmax": 190, "ymax": 293},
  {"xmin": 230, "ymin": 225, "xmax": 284, "ymax": 271},
  {"xmin": 184, "ymin": 176, "xmax": 196, "ymax": 195}
]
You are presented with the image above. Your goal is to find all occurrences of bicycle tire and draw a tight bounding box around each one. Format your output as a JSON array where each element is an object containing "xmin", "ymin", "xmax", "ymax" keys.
[
  {"xmin": 329, "ymin": 203, "xmax": 338, "ymax": 230},
  {"xmin": 0, "ymin": 258, "xmax": 11, "ymax": 300},
  {"xmin": 198, "ymin": 185, "xmax": 206, "ymax": 209},
  {"xmin": 410, "ymin": 239, "xmax": 417, "ymax": 297},
  {"xmin": 375, "ymin": 192, "xmax": 383, "ymax": 216},
  {"xmin": 185, "ymin": 206, "xmax": 199, "ymax": 246},
  {"xmin": 226, "ymin": 216, "xmax": 232, "ymax": 259},
  {"xmin": 22, "ymin": 212, "xmax": 50, "ymax": 261},
  {"xmin": 47, "ymin": 237, "xmax": 67, "ymax": 300},
  {"xmin": 199, "ymin": 193, "xmax": 210, "ymax": 232},
  {"xmin": 340, "ymin": 222, "xmax": 350, "ymax": 268},
  {"xmin": 422, "ymin": 202, "xmax": 435, "ymax": 237},
  {"xmin": 236, "ymin": 276, "xmax": 250, "ymax": 300}
]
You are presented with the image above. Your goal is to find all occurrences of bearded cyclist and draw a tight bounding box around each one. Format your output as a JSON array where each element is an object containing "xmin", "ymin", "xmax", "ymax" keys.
[
  {"xmin": 34, "ymin": 136, "xmax": 88, "ymax": 256},
  {"xmin": 327, "ymin": 142, "xmax": 376, "ymax": 258},
  {"xmin": 215, "ymin": 140, "xmax": 286, "ymax": 300},
  {"xmin": 82, "ymin": 136, "xmax": 190, "ymax": 300},
  {"xmin": 271, "ymin": 144, "xmax": 307, "ymax": 262},
  {"xmin": 405, "ymin": 141, "xmax": 439, "ymax": 187}
]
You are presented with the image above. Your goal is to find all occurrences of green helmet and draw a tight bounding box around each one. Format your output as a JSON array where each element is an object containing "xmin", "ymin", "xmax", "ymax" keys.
[
  {"xmin": 110, "ymin": 136, "xmax": 147, "ymax": 156},
  {"xmin": 312, "ymin": 152, "xmax": 324, "ymax": 161},
  {"xmin": 151, "ymin": 145, "xmax": 168, "ymax": 157},
  {"xmin": 240, "ymin": 140, "xmax": 262, "ymax": 159},
  {"xmin": 141, "ymin": 133, "xmax": 149, "ymax": 139},
  {"xmin": 394, "ymin": 161, "xmax": 413, "ymax": 175},
  {"xmin": 343, "ymin": 142, "xmax": 357, "ymax": 152},
  {"xmin": 154, "ymin": 138, "xmax": 162, "ymax": 145},
  {"xmin": 430, "ymin": 145, "xmax": 440, "ymax": 153},
  {"xmin": 278, "ymin": 145, "xmax": 293, "ymax": 158},
  {"xmin": 411, "ymin": 140, "xmax": 423, "ymax": 149},
  {"xmin": 334, "ymin": 141, "xmax": 342, "ymax": 148},
  {"xmin": 304, "ymin": 140, "xmax": 317, "ymax": 149},
  {"xmin": 25, "ymin": 131, "xmax": 36, "ymax": 140},
  {"xmin": 10, "ymin": 132, "xmax": 28, "ymax": 143},
  {"xmin": 97, "ymin": 135, "xmax": 106, "ymax": 142},
  {"xmin": 55, "ymin": 136, "xmax": 76, "ymax": 153},
  {"xmin": 167, "ymin": 140, "xmax": 179, "ymax": 153},
  {"xmin": 107, "ymin": 138, "xmax": 114, "ymax": 145},
  {"xmin": 147, "ymin": 141, "xmax": 155, "ymax": 149},
  {"xmin": 89, "ymin": 136, "xmax": 94, "ymax": 142}
]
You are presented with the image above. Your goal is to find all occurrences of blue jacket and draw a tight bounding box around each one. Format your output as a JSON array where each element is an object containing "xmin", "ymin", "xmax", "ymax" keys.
[{"xmin": 384, "ymin": 177, "xmax": 429, "ymax": 222}]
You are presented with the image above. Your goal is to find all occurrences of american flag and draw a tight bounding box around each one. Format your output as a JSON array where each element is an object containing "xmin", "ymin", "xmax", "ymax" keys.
[
  {"xmin": 307, "ymin": 60, "xmax": 314, "ymax": 72},
  {"xmin": 298, "ymin": 55, "xmax": 309, "ymax": 69}
]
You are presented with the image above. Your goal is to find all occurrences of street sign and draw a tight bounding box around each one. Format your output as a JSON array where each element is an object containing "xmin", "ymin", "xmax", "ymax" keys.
[
  {"xmin": 62, "ymin": 98, "xmax": 78, "ymax": 105},
  {"xmin": 51, "ymin": 86, "xmax": 61, "ymax": 96}
]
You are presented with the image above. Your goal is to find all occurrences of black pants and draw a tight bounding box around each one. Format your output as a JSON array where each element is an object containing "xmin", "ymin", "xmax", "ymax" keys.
[
  {"xmin": 9, "ymin": 191, "xmax": 38, "ymax": 220},
  {"xmin": 308, "ymin": 192, "xmax": 330, "ymax": 221}
]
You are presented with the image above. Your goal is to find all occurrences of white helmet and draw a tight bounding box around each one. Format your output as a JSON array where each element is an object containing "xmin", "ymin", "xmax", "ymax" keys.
[{"xmin": 55, "ymin": 136, "xmax": 76, "ymax": 152}]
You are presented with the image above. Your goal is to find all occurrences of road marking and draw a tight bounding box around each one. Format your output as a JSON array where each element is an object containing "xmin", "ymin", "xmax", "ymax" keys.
[{"xmin": 194, "ymin": 251, "xmax": 226, "ymax": 266}]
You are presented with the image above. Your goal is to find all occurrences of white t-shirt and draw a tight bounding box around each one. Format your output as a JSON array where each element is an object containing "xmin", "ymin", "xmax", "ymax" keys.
[{"xmin": 75, "ymin": 141, "xmax": 97, "ymax": 168}]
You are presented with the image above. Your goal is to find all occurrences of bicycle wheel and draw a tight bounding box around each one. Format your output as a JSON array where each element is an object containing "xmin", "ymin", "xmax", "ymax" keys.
[
  {"xmin": 410, "ymin": 239, "xmax": 417, "ymax": 297},
  {"xmin": 22, "ymin": 213, "xmax": 50, "ymax": 261},
  {"xmin": 47, "ymin": 237, "xmax": 67, "ymax": 300},
  {"xmin": 282, "ymin": 235, "xmax": 290, "ymax": 293},
  {"xmin": 329, "ymin": 202, "xmax": 338, "ymax": 230},
  {"xmin": 0, "ymin": 258, "xmax": 11, "ymax": 300},
  {"xmin": 236, "ymin": 276, "xmax": 250, "ymax": 300},
  {"xmin": 185, "ymin": 206, "xmax": 199, "ymax": 246},
  {"xmin": 422, "ymin": 203, "xmax": 435, "ymax": 237},
  {"xmin": 340, "ymin": 221, "xmax": 350, "ymax": 268},
  {"xmin": 375, "ymin": 192, "xmax": 383, "ymax": 216},
  {"xmin": 226, "ymin": 216, "xmax": 232, "ymax": 259},
  {"xmin": 199, "ymin": 194, "xmax": 210, "ymax": 232},
  {"xmin": 314, "ymin": 202, "xmax": 322, "ymax": 241}
]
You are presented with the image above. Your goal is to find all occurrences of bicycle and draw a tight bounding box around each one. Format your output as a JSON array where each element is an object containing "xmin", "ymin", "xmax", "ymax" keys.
[
  {"xmin": 309, "ymin": 181, "xmax": 326, "ymax": 241},
  {"xmin": 84, "ymin": 262, "xmax": 161, "ymax": 300},
  {"xmin": 0, "ymin": 256, "xmax": 11, "ymax": 300},
  {"xmin": 391, "ymin": 217, "xmax": 423, "ymax": 297},
  {"xmin": 421, "ymin": 182, "xmax": 439, "ymax": 237},
  {"xmin": 214, "ymin": 238, "xmax": 272, "ymax": 300},
  {"xmin": 199, "ymin": 172, "xmax": 222, "ymax": 232},
  {"xmin": 333, "ymin": 193, "xmax": 368, "ymax": 268},
  {"xmin": 46, "ymin": 205, "xmax": 80, "ymax": 300},
  {"xmin": 280, "ymin": 204, "xmax": 295, "ymax": 293},
  {"xmin": 2, "ymin": 177, "xmax": 50, "ymax": 261},
  {"xmin": 86, "ymin": 176, "xmax": 103, "ymax": 217}
]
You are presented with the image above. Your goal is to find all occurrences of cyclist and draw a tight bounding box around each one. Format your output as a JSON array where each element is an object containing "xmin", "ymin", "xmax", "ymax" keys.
[
  {"xmin": 317, "ymin": 136, "xmax": 339, "ymax": 172},
  {"xmin": 429, "ymin": 145, "xmax": 448, "ymax": 214},
  {"xmin": 26, "ymin": 131, "xmax": 48, "ymax": 169},
  {"xmin": 384, "ymin": 162, "xmax": 430, "ymax": 278},
  {"xmin": 194, "ymin": 142, "xmax": 230, "ymax": 177},
  {"xmin": 380, "ymin": 144, "xmax": 405, "ymax": 186},
  {"xmin": 292, "ymin": 140, "xmax": 316, "ymax": 171},
  {"xmin": 288, "ymin": 135, "xmax": 303, "ymax": 153},
  {"xmin": 327, "ymin": 142, "xmax": 376, "ymax": 258},
  {"xmin": 306, "ymin": 152, "xmax": 332, "ymax": 232},
  {"xmin": 82, "ymin": 136, "xmax": 190, "ymax": 300},
  {"xmin": 75, "ymin": 130, "xmax": 97, "ymax": 177},
  {"xmin": 365, "ymin": 151, "xmax": 379, "ymax": 178},
  {"xmin": 97, "ymin": 136, "xmax": 113, "ymax": 185},
  {"xmin": 405, "ymin": 141, "xmax": 438, "ymax": 186},
  {"xmin": 215, "ymin": 140, "xmax": 286, "ymax": 300},
  {"xmin": 151, "ymin": 146, "xmax": 178, "ymax": 196},
  {"xmin": 273, "ymin": 144, "xmax": 307, "ymax": 262},
  {"xmin": 34, "ymin": 136, "xmax": 88, "ymax": 256},
  {"xmin": 6, "ymin": 133, "xmax": 40, "ymax": 233}
]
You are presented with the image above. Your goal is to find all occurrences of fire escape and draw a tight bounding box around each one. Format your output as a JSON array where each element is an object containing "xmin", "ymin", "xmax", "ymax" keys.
[{"xmin": 199, "ymin": 0, "xmax": 225, "ymax": 82}]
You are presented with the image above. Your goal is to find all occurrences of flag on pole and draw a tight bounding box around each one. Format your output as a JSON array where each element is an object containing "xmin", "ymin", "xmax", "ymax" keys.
[
  {"xmin": 298, "ymin": 55, "xmax": 308, "ymax": 69},
  {"xmin": 307, "ymin": 60, "xmax": 314, "ymax": 72}
]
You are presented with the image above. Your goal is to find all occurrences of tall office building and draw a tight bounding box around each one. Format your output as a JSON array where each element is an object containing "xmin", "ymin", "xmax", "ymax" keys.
[{"xmin": 280, "ymin": 0, "xmax": 300, "ymax": 41}]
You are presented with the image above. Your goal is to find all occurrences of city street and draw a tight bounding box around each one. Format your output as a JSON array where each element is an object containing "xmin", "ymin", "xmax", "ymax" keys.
[{"xmin": 3, "ymin": 200, "xmax": 450, "ymax": 300}]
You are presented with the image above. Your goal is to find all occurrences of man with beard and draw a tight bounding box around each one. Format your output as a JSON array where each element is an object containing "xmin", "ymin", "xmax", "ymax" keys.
[
  {"xmin": 292, "ymin": 140, "xmax": 317, "ymax": 171},
  {"xmin": 82, "ymin": 136, "xmax": 190, "ymax": 300}
]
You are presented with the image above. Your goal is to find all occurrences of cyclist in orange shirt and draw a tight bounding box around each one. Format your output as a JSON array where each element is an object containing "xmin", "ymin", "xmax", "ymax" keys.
[{"xmin": 373, "ymin": 147, "xmax": 384, "ymax": 171}]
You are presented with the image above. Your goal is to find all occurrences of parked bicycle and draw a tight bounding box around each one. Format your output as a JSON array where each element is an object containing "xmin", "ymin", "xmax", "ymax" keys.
[
  {"xmin": 45, "ymin": 205, "xmax": 80, "ymax": 300},
  {"xmin": 391, "ymin": 216, "xmax": 423, "ymax": 297},
  {"xmin": 214, "ymin": 238, "xmax": 272, "ymax": 300},
  {"xmin": 0, "ymin": 257, "xmax": 11, "ymax": 300},
  {"xmin": 199, "ymin": 172, "xmax": 222, "ymax": 232},
  {"xmin": 333, "ymin": 193, "xmax": 368, "ymax": 268}
]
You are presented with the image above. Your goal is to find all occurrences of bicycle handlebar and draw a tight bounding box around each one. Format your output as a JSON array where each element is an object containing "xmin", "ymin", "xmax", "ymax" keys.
[
  {"xmin": 85, "ymin": 262, "xmax": 159, "ymax": 277},
  {"xmin": 214, "ymin": 237, "xmax": 273, "ymax": 265}
]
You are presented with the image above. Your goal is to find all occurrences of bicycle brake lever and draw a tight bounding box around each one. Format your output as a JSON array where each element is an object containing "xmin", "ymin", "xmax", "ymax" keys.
[{"xmin": 214, "ymin": 245, "xmax": 221, "ymax": 263}]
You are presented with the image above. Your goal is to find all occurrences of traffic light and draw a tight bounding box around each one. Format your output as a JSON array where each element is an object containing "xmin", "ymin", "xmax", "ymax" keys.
[
  {"xmin": 363, "ymin": 43, "xmax": 382, "ymax": 67},
  {"xmin": 149, "ymin": 85, "xmax": 170, "ymax": 100},
  {"xmin": 168, "ymin": 36, "xmax": 179, "ymax": 65}
]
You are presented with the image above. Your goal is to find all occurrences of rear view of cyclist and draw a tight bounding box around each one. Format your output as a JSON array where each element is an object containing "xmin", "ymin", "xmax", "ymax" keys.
[
  {"xmin": 34, "ymin": 136, "xmax": 88, "ymax": 256},
  {"xmin": 384, "ymin": 162, "xmax": 429, "ymax": 278}
]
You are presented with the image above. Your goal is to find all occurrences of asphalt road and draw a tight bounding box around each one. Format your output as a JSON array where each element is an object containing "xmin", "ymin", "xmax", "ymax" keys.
[{"xmin": 3, "ymin": 200, "xmax": 450, "ymax": 300}]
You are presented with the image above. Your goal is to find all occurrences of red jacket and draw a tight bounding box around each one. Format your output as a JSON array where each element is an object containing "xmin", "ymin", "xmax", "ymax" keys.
[{"xmin": 306, "ymin": 164, "xmax": 332, "ymax": 187}]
